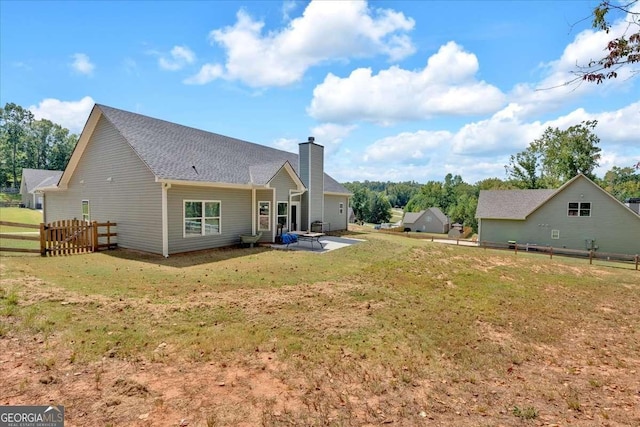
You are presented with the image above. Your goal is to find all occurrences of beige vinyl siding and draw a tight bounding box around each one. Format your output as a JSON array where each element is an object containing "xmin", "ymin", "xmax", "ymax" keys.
[
  {"xmin": 269, "ymin": 167, "xmax": 298, "ymax": 233},
  {"xmin": 323, "ymin": 195, "xmax": 348, "ymax": 231},
  {"xmin": 167, "ymin": 185, "xmax": 252, "ymax": 254},
  {"xmin": 44, "ymin": 116, "xmax": 162, "ymax": 254},
  {"xmin": 480, "ymin": 176, "xmax": 640, "ymax": 254},
  {"xmin": 270, "ymin": 168, "xmax": 297, "ymax": 201}
]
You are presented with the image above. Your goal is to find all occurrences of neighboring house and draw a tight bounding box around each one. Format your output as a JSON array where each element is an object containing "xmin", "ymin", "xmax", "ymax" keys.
[
  {"xmin": 402, "ymin": 207, "xmax": 450, "ymax": 233},
  {"xmin": 476, "ymin": 174, "xmax": 640, "ymax": 254},
  {"xmin": 42, "ymin": 104, "xmax": 351, "ymax": 256},
  {"xmin": 19, "ymin": 168, "xmax": 63, "ymax": 209},
  {"xmin": 347, "ymin": 207, "xmax": 356, "ymax": 223},
  {"xmin": 626, "ymin": 198, "xmax": 640, "ymax": 214}
]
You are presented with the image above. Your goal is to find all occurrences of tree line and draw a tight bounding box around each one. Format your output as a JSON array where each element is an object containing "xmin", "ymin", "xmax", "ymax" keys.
[
  {"xmin": 0, "ymin": 103, "xmax": 78, "ymax": 188},
  {"xmin": 346, "ymin": 120, "xmax": 640, "ymax": 231}
]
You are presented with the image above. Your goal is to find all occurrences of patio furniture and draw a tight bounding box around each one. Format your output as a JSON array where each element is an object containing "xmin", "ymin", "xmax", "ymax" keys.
[{"xmin": 289, "ymin": 231, "xmax": 325, "ymax": 250}]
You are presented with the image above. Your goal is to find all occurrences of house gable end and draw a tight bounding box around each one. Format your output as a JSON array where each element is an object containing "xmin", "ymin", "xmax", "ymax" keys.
[{"xmin": 527, "ymin": 174, "xmax": 640, "ymax": 222}]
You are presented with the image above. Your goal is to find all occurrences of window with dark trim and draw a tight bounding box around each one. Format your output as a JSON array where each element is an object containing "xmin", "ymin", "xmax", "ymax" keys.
[{"xmin": 568, "ymin": 202, "xmax": 591, "ymax": 217}]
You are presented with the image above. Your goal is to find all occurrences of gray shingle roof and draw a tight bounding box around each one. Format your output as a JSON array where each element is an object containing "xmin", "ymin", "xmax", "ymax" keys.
[
  {"xmin": 426, "ymin": 207, "xmax": 448, "ymax": 224},
  {"xmin": 98, "ymin": 105, "xmax": 349, "ymax": 194},
  {"xmin": 403, "ymin": 211, "xmax": 425, "ymax": 224},
  {"xmin": 476, "ymin": 189, "xmax": 556, "ymax": 219},
  {"xmin": 22, "ymin": 169, "xmax": 63, "ymax": 193},
  {"xmin": 403, "ymin": 207, "xmax": 449, "ymax": 225}
]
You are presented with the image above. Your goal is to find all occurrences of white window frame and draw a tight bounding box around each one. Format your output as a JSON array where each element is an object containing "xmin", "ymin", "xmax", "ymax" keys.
[
  {"xmin": 568, "ymin": 202, "xmax": 591, "ymax": 217},
  {"xmin": 81, "ymin": 200, "xmax": 90, "ymax": 222},
  {"xmin": 277, "ymin": 201, "xmax": 288, "ymax": 230},
  {"xmin": 339, "ymin": 202, "xmax": 344, "ymax": 214},
  {"xmin": 258, "ymin": 201, "xmax": 271, "ymax": 231},
  {"xmin": 183, "ymin": 200, "xmax": 221, "ymax": 238},
  {"xmin": 551, "ymin": 229, "xmax": 560, "ymax": 239}
]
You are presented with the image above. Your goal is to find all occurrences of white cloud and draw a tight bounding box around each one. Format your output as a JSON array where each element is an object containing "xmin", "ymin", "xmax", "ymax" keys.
[
  {"xmin": 184, "ymin": 63, "xmax": 224, "ymax": 85},
  {"xmin": 310, "ymin": 123, "xmax": 357, "ymax": 155},
  {"xmin": 159, "ymin": 45, "xmax": 196, "ymax": 71},
  {"xmin": 186, "ymin": 0, "xmax": 415, "ymax": 87},
  {"xmin": 308, "ymin": 42, "xmax": 506, "ymax": 124},
  {"xmin": 364, "ymin": 130, "xmax": 453, "ymax": 163},
  {"xmin": 350, "ymin": 102, "xmax": 640, "ymax": 184},
  {"xmin": 28, "ymin": 96, "xmax": 95, "ymax": 134},
  {"xmin": 70, "ymin": 53, "xmax": 95, "ymax": 76},
  {"xmin": 272, "ymin": 137, "xmax": 299, "ymax": 153}
]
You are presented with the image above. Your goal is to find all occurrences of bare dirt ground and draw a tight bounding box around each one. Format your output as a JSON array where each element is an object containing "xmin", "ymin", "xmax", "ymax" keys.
[{"xmin": 2, "ymin": 254, "xmax": 640, "ymax": 426}]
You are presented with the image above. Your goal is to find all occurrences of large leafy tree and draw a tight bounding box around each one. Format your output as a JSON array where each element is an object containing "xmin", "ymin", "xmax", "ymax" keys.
[
  {"xmin": 0, "ymin": 103, "xmax": 77, "ymax": 188},
  {"xmin": 599, "ymin": 166, "xmax": 640, "ymax": 200},
  {"xmin": 348, "ymin": 185, "xmax": 371, "ymax": 223},
  {"xmin": 506, "ymin": 121, "xmax": 601, "ymax": 188},
  {"xmin": 404, "ymin": 181, "xmax": 445, "ymax": 212},
  {"xmin": 367, "ymin": 192, "xmax": 392, "ymax": 224},
  {"xmin": 578, "ymin": 0, "xmax": 640, "ymax": 84},
  {"xmin": 385, "ymin": 182, "xmax": 419, "ymax": 208},
  {"xmin": 0, "ymin": 103, "xmax": 34, "ymax": 188}
]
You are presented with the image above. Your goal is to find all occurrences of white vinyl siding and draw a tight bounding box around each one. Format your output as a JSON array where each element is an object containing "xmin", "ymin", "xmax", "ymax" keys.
[{"xmin": 183, "ymin": 200, "xmax": 221, "ymax": 237}]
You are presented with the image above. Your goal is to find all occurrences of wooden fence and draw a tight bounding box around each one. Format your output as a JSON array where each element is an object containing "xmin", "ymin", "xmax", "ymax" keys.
[
  {"xmin": 0, "ymin": 221, "xmax": 41, "ymax": 254},
  {"xmin": 0, "ymin": 220, "xmax": 117, "ymax": 256},
  {"xmin": 478, "ymin": 240, "xmax": 639, "ymax": 270}
]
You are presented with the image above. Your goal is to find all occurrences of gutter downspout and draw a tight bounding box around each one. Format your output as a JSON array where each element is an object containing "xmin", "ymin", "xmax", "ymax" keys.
[{"xmin": 162, "ymin": 183, "xmax": 171, "ymax": 257}]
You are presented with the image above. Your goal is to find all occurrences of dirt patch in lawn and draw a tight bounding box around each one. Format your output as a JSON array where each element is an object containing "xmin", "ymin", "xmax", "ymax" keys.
[{"xmin": 2, "ymin": 247, "xmax": 640, "ymax": 426}]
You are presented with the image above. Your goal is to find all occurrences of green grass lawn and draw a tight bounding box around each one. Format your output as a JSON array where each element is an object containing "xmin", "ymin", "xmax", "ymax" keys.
[
  {"xmin": 0, "ymin": 207, "xmax": 41, "ymax": 255},
  {"xmin": 0, "ymin": 207, "xmax": 43, "ymax": 231},
  {"xmin": 1, "ymin": 232, "xmax": 639, "ymax": 426},
  {"xmin": 390, "ymin": 207, "xmax": 404, "ymax": 223}
]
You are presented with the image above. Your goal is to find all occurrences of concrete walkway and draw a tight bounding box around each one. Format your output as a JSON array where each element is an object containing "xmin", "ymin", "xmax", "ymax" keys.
[{"xmin": 271, "ymin": 235, "xmax": 366, "ymax": 253}]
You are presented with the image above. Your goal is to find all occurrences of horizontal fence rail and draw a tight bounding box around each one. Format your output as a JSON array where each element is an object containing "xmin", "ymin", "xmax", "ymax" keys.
[
  {"xmin": 0, "ymin": 221, "xmax": 41, "ymax": 254},
  {"xmin": 479, "ymin": 240, "xmax": 639, "ymax": 270},
  {"xmin": 370, "ymin": 226, "xmax": 638, "ymax": 271},
  {"xmin": 0, "ymin": 220, "xmax": 117, "ymax": 256}
]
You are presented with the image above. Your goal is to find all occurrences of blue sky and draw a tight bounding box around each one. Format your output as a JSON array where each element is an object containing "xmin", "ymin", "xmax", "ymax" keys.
[{"xmin": 1, "ymin": 0, "xmax": 638, "ymax": 184}]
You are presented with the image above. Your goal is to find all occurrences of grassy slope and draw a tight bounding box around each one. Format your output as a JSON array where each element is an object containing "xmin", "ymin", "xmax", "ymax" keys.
[
  {"xmin": 390, "ymin": 208, "xmax": 404, "ymax": 223},
  {"xmin": 0, "ymin": 207, "xmax": 43, "ymax": 230},
  {"xmin": 1, "ymin": 232, "xmax": 639, "ymax": 425},
  {"xmin": 0, "ymin": 207, "xmax": 42, "ymax": 253}
]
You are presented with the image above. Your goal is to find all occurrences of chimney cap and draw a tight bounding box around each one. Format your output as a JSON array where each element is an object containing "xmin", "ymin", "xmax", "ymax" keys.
[{"xmin": 308, "ymin": 136, "xmax": 315, "ymax": 143}]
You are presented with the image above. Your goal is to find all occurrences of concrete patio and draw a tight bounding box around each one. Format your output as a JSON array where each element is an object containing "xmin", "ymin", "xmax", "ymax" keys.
[{"xmin": 270, "ymin": 235, "xmax": 365, "ymax": 253}]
